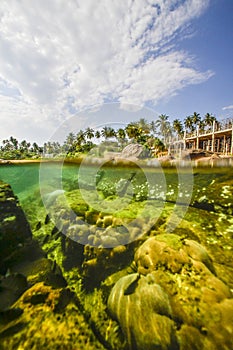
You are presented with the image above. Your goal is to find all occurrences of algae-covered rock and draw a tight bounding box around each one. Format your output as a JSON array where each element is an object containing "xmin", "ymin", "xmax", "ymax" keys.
[
  {"xmin": 0, "ymin": 282, "xmax": 105, "ymax": 350},
  {"xmin": 134, "ymin": 234, "xmax": 190, "ymax": 274},
  {"xmin": 183, "ymin": 239, "xmax": 216, "ymax": 274},
  {"xmin": 0, "ymin": 181, "xmax": 32, "ymax": 273},
  {"xmin": 108, "ymin": 273, "xmax": 178, "ymax": 350},
  {"xmin": 0, "ymin": 273, "xmax": 28, "ymax": 311},
  {"xmin": 133, "ymin": 234, "xmax": 233, "ymax": 350}
]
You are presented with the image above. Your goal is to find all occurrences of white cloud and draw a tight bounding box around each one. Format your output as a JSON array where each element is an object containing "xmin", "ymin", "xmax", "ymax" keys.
[
  {"xmin": 0, "ymin": 0, "xmax": 211, "ymax": 142},
  {"xmin": 222, "ymin": 105, "xmax": 233, "ymax": 111}
]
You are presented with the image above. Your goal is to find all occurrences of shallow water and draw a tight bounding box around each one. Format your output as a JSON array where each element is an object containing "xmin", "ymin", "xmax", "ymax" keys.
[
  {"xmin": 0, "ymin": 163, "xmax": 233, "ymax": 349},
  {"xmin": 0, "ymin": 162, "xmax": 231, "ymax": 198},
  {"xmin": 0, "ymin": 162, "xmax": 232, "ymax": 231}
]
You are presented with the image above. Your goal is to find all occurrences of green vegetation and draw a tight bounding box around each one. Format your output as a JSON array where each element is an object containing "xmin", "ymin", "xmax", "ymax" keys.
[{"xmin": 0, "ymin": 113, "xmax": 220, "ymax": 160}]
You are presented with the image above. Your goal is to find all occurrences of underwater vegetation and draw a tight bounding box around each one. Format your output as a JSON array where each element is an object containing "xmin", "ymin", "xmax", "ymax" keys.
[{"xmin": 0, "ymin": 164, "xmax": 232, "ymax": 349}]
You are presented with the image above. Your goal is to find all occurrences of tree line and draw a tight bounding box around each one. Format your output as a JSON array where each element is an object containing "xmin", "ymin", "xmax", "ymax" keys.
[{"xmin": 0, "ymin": 112, "xmax": 218, "ymax": 159}]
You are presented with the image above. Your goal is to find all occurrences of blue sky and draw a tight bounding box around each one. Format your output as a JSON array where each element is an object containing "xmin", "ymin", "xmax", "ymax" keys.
[
  {"xmin": 160, "ymin": 0, "xmax": 233, "ymax": 119},
  {"xmin": 0, "ymin": 0, "xmax": 232, "ymax": 144}
]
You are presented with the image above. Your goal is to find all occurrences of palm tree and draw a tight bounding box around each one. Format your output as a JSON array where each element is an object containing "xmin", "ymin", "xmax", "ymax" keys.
[
  {"xmin": 66, "ymin": 132, "xmax": 75, "ymax": 146},
  {"xmin": 203, "ymin": 113, "xmax": 217, "ymax": 131},
  {"xmin": 155, "ymin": 114, "xmax": 172, "ymax": 144},
  {"xmin": 76, "ymin": 130, "xmax": 86, "ymax": 145},
  {"xmin": 95, "ymin": 130, "xmax": 101, "ymax": 139},
  {"xmin": 184, "ymin": 116, "xmax": 194, "ymax": 132},
  {"xmin": 32, "ymin": 142, "xmax": 40, "ymax": 154},
  {"xmin": 117, "ymin": 128, "xmax": 126, "ymax": 147},
  {"xmin": 191, "ymin": 112, "xmax": 201, "ymax": 128},
  {"xmin": 44, "ymin": 141, "xmax": 53, "ymax": 154},
  {"xmin": 150, "ymin": 121, "xmax": 157, "ymax": 134},
  {"xmin": 101, "ymin": 126, "xmax": 116, "ymax": 140},
  {"xmin": 20, "ymin": 140, "xmax": 30, "ymax": 152},
  {"xmin": 125, "ymin": 122, "xmax": 140, "ymax": 141},
  {"xmin": 173, "ymin": 119, "xmax": 183, "ymax": 137},
  {"xmin": 85, "ymin": 127, "xmax": 95, "ymax": 140},
  {"xmin": 2, "ymin": 139, "xmax": 12, "ymax": 151},
  {"xmin": 137, "ymin": 118, "xmax": 150, "ymax": 135},
  {"xmin": 9, "ymin": 136, "xmax": 18, "ymax": 150},
  {"xmin": 152, "ymin": 138, "xmax": 165, "ymax": 156},
  {"xmin": 198, "ymin": 120, "xmax": 205, "ymax": 133}
]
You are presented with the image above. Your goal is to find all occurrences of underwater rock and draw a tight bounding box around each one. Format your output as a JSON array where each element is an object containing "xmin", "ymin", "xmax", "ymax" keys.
[
  {"xmin": 133, "ymin": 234, "xmax": 233, "ymax": 349},
  {"xmin": 0, "ymin": 181, "xmax": 32, "ymax": 273},
  {"xmin": 108, "ymin": 273, "xmax": 178, "ymax": 350},
  {"xmin": 1, "ymin": 281, "xmax": 106, "ymax": 350},
  {"xmin": 0, "ymin": 307, "xmax": 23, "ymax": 325},
  {"xmin": 11, "ymin": 257, "xmax": 67, "ymax": 288},
  {"xmin": 43, "ymin": 189, "xmax": 65, "ymax": 207},
  {"xmin": 192, "ymin": 200, "xmax": 215, "ymax": 212},
  {"xmin": 82, "ymin": 244, "xmax": 133, "ymax": 290},
  {"xmin": 3, "ymin": 239, "xmax": 46, "ymax": 272},
  {"xmin": 0, "ymin": 273, "xmax": 28, "ymax": 311},
  {"xmin": 134, "ymin": 234, "xmax": 190, "ymax": 275},
  {"xmin": 62, "ymin": 236, "xmax": 84, "ymax": 270},
  {"xmin": 183, "ymin": 239, "xmax": 216, "ymax": 274}
]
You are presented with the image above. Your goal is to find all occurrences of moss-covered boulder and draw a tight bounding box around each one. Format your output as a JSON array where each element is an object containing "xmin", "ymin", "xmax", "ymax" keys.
[
  {"xmin": 107, "ymin": 273, "xmax": 178, "ymax": 350},
  {"xmin": 132, "ymin": 234, "xmax": 233, "ymax": 350}
]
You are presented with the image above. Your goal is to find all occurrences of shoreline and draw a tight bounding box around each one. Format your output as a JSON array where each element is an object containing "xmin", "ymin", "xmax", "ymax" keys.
[{"xmin": 1, "ymin": 155, "xmax": 233, "ymax": 168}]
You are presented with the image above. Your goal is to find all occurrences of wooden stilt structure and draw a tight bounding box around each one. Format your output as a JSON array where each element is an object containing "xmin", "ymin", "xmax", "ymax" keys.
[{"xmin": 170, "ymin": 117, "xmax": 233, "ymax": 156}]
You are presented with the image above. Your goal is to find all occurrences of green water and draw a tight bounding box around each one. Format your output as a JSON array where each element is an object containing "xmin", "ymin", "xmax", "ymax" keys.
[
  {"xmin": 0, "ymin": 162, "xmax": 232, "ymax": 207},
  {"xmin": 0, "ymin": 162, "xmax": 232, "ymax": 246},
  {"xmin": 0, "ymin": 163, "xmax": 233, "ymax": 350}
]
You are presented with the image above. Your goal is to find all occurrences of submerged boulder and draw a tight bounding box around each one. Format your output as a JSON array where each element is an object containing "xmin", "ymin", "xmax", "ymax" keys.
[
  {"xmin": 108, "ymin": 273, "xmax": 178, "ymax": 350},
  {"xmin": 132, "ymin": 233, "xmax": 233, "ymax": 350},
  {"xmin": 0, "ymin": 181, "xmax": 32, "ymax": 273}
]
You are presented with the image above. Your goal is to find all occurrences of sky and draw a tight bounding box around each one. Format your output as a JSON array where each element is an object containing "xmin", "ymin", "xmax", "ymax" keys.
[{"xmin": 0, "ymin": 0, "xmax": 232, "ymax": 144}]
